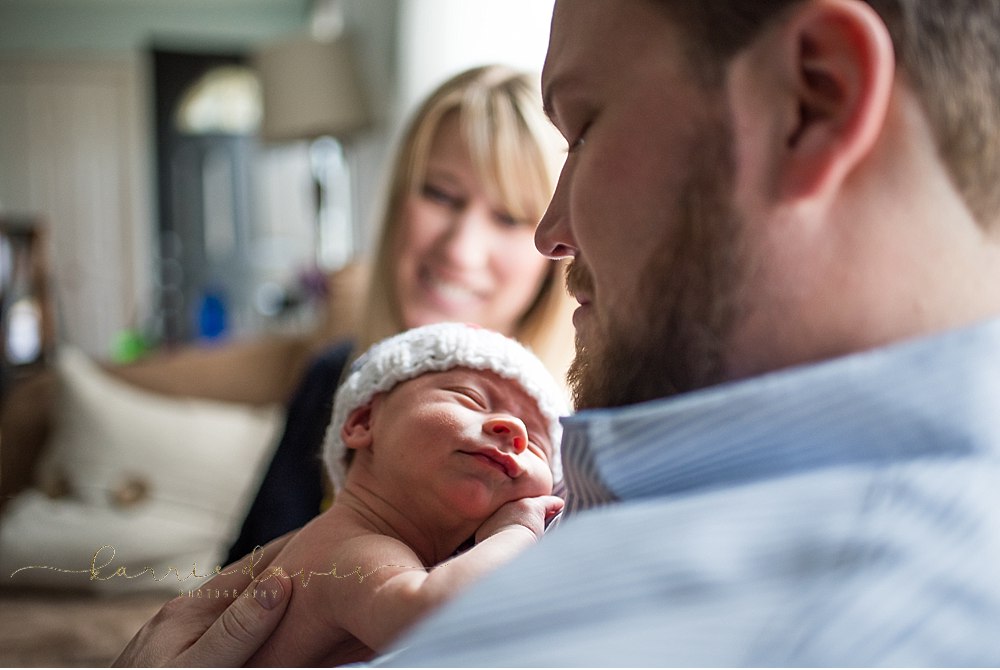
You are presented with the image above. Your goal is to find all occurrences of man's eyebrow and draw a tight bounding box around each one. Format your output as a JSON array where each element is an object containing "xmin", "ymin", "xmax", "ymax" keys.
[{"xmin": 542, "ymin": 72, "xmax": 582, "ymax": 131}]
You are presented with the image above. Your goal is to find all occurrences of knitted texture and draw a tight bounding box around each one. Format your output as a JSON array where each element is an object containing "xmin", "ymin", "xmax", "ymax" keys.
[{"xmin": 323, "ymin": 322, "xmax": 569, "ymax": 490}]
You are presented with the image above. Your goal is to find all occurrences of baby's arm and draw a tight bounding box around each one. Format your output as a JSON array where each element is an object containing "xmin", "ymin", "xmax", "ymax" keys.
[
  {"xmin": 353, "ymin": 494, "xmax": 564, "ymax": 647},
  {"xmin": 437, "ymin": 494, "xmax": 565, "ymax": 590},
  {"xmin": 247, "ymin": 494, "xmax": 562, "ymax": 665}
]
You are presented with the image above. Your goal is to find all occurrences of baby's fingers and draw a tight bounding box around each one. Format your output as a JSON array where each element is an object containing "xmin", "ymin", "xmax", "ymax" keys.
[{"xmin": 541, "ymin": 495, "xmax": 565, "ymax": 521}]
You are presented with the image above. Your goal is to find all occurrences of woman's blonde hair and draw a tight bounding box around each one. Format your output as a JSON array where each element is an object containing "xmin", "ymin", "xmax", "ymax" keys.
[{"xmin": 359, "ymin": 64, "xmax": 575, "ymax": 378}]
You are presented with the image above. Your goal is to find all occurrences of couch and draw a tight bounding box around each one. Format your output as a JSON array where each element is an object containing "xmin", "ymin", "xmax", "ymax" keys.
[{"xmin": 0, "ymin": 262, "xmax": 365, "ymax": 666}]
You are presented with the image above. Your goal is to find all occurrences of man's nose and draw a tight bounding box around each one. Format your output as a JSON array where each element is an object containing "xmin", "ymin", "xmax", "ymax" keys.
[
  {"xmin": 483, "ymin": 416, "xmax": 529, "ymax": 454},
  {"xmin": 535, "ymin": 170, "xmax": 576, "ymax": 259}
]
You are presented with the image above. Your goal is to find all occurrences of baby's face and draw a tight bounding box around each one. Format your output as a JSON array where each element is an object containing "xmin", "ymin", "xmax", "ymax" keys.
[{"xmin": 368, "ymin": 367, "xmax": 554, "ymax": 520}]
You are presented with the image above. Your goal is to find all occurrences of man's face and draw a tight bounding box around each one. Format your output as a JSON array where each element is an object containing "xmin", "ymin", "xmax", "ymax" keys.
[{"xmin": 537, "ymin": 0, "xmax": 748, "ymax": 409}]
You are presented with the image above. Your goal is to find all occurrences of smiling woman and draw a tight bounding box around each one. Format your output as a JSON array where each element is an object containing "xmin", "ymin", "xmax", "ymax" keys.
[
  {"xmin": 362, "ymin": 64, "xmax": 572, "ymax": 358},
  {"xmin": 392, "ymin": 110, "xmax": 551, "ymax": 336}
]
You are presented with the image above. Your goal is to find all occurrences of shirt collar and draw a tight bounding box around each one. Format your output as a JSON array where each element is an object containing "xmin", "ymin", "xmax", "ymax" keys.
[{"xmin": 560, "ymin": 318, "xmax": 1000, "ymax": 508}]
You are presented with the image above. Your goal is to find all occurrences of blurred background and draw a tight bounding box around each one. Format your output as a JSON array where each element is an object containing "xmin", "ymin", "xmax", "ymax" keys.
[
  {"xmin": 0, "ymin": 6, "xmax": 561, "ymax": 663},
  {"xmin": 0, "ymin": 0, "xmax": 555, "ymax": 368}
]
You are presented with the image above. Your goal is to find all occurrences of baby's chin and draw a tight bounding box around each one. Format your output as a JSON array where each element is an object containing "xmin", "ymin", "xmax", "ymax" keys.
[{"xmin": 446, "ymin": 478, "xmax": 552, "ymax": 520}]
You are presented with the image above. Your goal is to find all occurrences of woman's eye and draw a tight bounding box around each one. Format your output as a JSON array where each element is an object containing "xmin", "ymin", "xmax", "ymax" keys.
[
  {"xmin": 493, "ymin": 211, "xmax": 525, "ymax": 228},
  {"xmin": 422, "ymin": 183, "xmax": 462, "ymax": 208}
]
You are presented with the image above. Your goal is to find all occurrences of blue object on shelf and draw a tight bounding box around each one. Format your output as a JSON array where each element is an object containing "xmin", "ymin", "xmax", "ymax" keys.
[{"xmin": 197, "ymin": 289, "xmax": 228, "ymax": 341}]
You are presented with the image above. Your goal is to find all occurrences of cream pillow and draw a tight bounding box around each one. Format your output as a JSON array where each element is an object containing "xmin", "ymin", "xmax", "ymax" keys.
[{"xmin": 0, "ymin": 348, "xmax": 283, "ymax": 593}]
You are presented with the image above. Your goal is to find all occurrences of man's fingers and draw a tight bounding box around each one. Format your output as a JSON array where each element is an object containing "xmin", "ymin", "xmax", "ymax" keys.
[
  {"xmin": 112, "ymin": 595, "xmax": 210, "ymax": 667},
  {"xmin": 174, "ymin": 573, "xmax": 292, "ymax": 667},
  {"xmin": 172, "ymin": 532, "xmax": 297, "ymax": 633},
  {"xmin": 110, "ymin": 532, "xmax": 298, "ymax": 667}
]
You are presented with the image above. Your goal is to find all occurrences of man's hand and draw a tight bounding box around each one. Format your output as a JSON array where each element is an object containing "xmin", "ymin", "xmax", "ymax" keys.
[
  {"xmin": 112, "ymin": 534, "xmax": 294, "ymax": 667},
  {"xmin": 475, "ymin": 495, "xmax": 564, "ymax": 544}
]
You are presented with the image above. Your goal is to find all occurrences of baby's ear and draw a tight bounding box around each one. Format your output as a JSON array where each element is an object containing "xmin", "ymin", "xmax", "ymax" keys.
[{"xmin": 341, "ymin": 401, "xmax": 375, "ymax": 451}]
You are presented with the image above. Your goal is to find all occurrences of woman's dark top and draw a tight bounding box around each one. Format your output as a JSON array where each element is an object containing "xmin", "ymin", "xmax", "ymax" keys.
[{"xmin": 225, "ymin": 340, "xmax": 354, "ymax": 564}]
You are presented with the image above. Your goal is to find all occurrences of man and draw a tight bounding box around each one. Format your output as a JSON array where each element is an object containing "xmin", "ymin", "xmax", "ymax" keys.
[{"xmin": 116, "ymin": 0, "xmax": 1000, "ymax": 665}]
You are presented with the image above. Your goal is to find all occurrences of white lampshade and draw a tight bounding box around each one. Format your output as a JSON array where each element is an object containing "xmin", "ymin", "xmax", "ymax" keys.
[{"xmin": 254, "ymin": 35, "xmax": 369, "ymax": 142}]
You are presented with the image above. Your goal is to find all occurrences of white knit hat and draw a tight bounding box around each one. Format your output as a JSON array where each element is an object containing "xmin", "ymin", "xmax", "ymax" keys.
[{"xmin": 323, "ymin": 322, "xmax": 569, "ymax": 491}]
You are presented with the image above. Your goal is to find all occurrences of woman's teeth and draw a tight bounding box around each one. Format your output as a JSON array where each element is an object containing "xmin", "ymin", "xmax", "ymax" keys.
[{"xmin": 428, "ymin": 276, "xmax": 480, "ymax": 303}]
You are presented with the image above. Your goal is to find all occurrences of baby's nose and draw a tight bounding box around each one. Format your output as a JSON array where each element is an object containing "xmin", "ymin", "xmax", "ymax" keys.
[{"xmin": 483, "ymin": 416, "xmax": 529, "ymax": 454}]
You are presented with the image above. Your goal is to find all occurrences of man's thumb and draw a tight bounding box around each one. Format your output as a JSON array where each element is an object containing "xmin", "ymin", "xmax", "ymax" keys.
[{"xmin": 175, "ymin": 573, "xmax": 292, "ymax": 667}]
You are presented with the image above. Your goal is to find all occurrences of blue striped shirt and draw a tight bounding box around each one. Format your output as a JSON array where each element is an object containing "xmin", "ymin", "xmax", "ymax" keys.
[{"xmin": 375, "ymin": 318, "xmax": 1000, "ymax": 666}]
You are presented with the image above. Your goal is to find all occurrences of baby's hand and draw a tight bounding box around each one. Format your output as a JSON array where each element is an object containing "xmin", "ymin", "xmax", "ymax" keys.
[{"xmin": 474, "ymin": 495, "xmax": 564, "ymax": 544}]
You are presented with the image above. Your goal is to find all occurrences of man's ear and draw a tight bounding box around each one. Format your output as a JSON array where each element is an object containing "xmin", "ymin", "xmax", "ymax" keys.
[
  {"xmin": 341, "ymin": 400, "xmax": 376, "ymax": 452},
  {"xmin": 760, "ymin": 0, "xmax": 895, "ymax": 202}
]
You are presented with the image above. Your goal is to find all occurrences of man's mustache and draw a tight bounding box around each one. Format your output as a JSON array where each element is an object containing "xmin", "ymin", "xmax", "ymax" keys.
[{"xmin": 565, "ymin": 259, "xmax": 594, "ymax": 300}]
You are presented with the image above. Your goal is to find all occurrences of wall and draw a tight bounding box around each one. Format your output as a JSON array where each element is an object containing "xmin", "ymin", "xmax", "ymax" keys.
[
  {"xmin": 0, "ymin": 0, "xmax": 555, "ymax": 356},
  {"xmin": 0, "ymin": 0, "xmax": 311, "ymax": 52},
  {"xmin": 399, "ymin": 0, "xmax": 555, "ymax": 112},
  {"xmin": 0, "ymin": 57, "xmax": 149, "ymax": 356},
  {"xmin": 0, "ymin": 0, "xmax": 349, "ymax": 355}
]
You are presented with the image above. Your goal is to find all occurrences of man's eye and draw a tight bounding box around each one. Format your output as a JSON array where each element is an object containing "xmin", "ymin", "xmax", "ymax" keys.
[{"xmin": 566, "ymin": 123, "xmax": 590, "ymax": 154}]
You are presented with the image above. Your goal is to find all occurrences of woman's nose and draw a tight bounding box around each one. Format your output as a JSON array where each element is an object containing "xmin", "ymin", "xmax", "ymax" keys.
[
  {"xmin": 438, "ymin": 207, "xmax": 490, "ymax": 268},
  {"xmin": 483, "ymin": 416, "xmax": 529, "ymax": 454}
]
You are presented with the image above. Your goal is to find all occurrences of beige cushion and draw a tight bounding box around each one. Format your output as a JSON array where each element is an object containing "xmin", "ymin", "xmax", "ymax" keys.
[{"xmin": 0, "ymin": 348, "xmax": 283, "ymax": 593}]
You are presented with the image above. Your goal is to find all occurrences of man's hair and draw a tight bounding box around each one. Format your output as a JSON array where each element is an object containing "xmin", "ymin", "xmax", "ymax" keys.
[{"xmin": 658, "ymin": 0, "xmax": 1000, "ymax": 226}]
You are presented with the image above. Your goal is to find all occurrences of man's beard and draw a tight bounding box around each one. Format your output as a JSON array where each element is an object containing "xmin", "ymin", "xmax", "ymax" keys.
[{"xmin": 567, "ymin": 117, "xmax": 746, "ymax": 410}]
